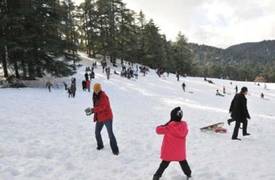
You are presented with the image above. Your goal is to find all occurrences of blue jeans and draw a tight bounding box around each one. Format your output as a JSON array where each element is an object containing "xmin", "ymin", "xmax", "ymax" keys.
[{"xmin": 95, "ymin": 120, "xmax": 119, "ymax": 153}]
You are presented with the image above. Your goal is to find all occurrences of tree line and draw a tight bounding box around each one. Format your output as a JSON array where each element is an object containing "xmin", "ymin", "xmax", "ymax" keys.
[
  {"xmin": 0, "ymin": 0, "xmax": 194, "ymax": 80},
  {"xmin": 1, "ymin": 0, "xmax": 274, "ymax": 82}
]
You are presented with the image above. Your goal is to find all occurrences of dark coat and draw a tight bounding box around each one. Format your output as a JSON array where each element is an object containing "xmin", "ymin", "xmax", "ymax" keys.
[{"xmin": 229, "ymin": 93, "xmax": 250, "ymax": 122}]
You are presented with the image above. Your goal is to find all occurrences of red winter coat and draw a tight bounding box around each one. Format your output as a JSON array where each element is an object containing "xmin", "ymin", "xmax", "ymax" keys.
[
  {"xmin": 156, "ymin": 121, "xmax": 188, "ymax": 161},
  {"xmin": 93, "ymin": 91, "xmax": 113, "ymax": 122},
  {"xmin": 86, "ymin": 80, "xmax": 91, "ymax": 87}
]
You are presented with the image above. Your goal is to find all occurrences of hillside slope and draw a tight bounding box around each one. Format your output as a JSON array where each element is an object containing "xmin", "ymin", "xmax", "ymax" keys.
[{"xmin": 1, "ymin": 53, "xmax": 275, "ymax": 180}]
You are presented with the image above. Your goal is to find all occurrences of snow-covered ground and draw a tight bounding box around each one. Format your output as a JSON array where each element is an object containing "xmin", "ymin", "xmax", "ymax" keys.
[{"xmin": 1, "ymin": 54, "xmax": 275, "ymax": 180}]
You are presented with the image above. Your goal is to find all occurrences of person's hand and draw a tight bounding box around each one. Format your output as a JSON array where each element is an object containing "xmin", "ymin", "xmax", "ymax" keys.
[{"xmin": 85, "ymin": 107, "xmax": 93, "ymax": 116}]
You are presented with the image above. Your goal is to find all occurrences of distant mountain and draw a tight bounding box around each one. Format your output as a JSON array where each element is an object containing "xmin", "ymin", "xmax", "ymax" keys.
[{"xmin": 189, "ymin": 40, "xmax": 275, "ymax": 65}]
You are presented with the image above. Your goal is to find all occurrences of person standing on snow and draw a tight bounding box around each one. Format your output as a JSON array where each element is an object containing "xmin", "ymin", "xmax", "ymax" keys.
[
  {"xmin": 91, "ymin": 83, "xmax": 119, "ymax": 155},
  {"xmin": 85, "ymin": 72, "xmax": 89, "ymax": 81},
  {"xmin": 153, "ymin": 107, "xmax": 192, "ymax": 180},
  {"xmin": 90, "ymin": 70, "xmax": 95, "ymax": 80},
  {"xmin": 228, "ymin": 87, "xmax": 251, "ymax": 140},
  {"xmin": 105, "ymin": 67, "xmax": 111, "ymax": 80},
  {"xmin": 223, "ymin": 86, "xmax": 226, "ymax": 94},
  {"xmin": 86, "ymin": 79, "xmax": 91, "ymax": 92},
  {"xmin": 261, "ymin": 92, "xmax": 264, "ymax": 99},
  {"xmin": 82, "ymin": 80, "xmax": 87, "ymax": 91},
  {"xmin": 176, "ymin": 72, "xmax": 180, "ymax": 81},
  {"xmin": 71, "ymin": 78, "xmax": 76, "ymax": 98}
]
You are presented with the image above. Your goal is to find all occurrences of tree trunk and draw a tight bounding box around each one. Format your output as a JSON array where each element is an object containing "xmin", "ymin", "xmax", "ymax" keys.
[
  {"xmin": 28, "ymin": 63, "xmax": 35, "ymax": 79},
  {"xmin": 21, "ymin": 59, "xmax": 27, "ymax": 79},
  {"xmin": 36, "ymin": 66, "xmax": 42, "ymax": 77},
  {"xmin": 13, "ymin": 61, "xmax": 20, "ymax": 79},
  {"xmin": 27, "ymin": 52, "xmax": 35, "ymax": 79},
  {"xmin": 1, "ymin": 46, "xmax": 9, "ymax": 78}
]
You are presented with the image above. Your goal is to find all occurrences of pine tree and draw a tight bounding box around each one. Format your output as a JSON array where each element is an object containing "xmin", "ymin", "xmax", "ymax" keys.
[
  {"xmin": 79, "ymin": 0, "xmax": 99, "ymax": 57},
  {"xmin": 172, "ymin": 32, "xmax": 193, "ymax": 75},
  {"xmin": 142, "ymin": 19, "xmax": 165, "ymax": 68},
  {"xmin": 0, "ymin": 0, "xmax": 9, "ymax": 78}
]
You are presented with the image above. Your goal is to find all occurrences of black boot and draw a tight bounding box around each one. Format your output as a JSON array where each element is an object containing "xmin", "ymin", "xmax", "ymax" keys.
[
  {"xmin": 113, "ymin": 150, "xmax": 119, "ymax": 156},
  {"xmin": 96, "ymin": 145, "xmax": 104, "ymax": 150},
  {"xmin": 153, "ymin": 175, "xmax": 160, "ymax": 180},
  {"xmin": 232, "ymin": 138, "xmax": 241, "ymax": 141}
]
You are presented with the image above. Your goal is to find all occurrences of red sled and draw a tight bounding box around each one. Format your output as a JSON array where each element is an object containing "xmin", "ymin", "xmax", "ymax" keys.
[
  {"xmin": 214, "ymin": 127, "xmax": 227, "ymax": 133},
  {"xmin": 200, "ymin": 122, "xmax": 227, "ymax": 133}
]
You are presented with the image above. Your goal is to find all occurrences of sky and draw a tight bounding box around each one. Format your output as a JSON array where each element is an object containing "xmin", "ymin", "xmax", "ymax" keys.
[{"xmin": 73, "ymin": 0, "xmax": 275, "ymax": 48}]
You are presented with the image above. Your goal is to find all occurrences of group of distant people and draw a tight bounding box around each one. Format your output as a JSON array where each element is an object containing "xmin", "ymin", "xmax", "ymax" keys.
[{"xmin": 120, "ymin": 65, "xmax": 138, "ymax": 79}]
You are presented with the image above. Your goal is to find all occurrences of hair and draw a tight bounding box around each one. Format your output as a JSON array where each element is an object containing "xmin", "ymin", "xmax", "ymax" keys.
[
  {"xmin": 170, "ymin": 107, "xmax": 183, "ymax": 122},
  {"xmin": 241, "ymin": 87, "xmax": 248, "ymax": 93}
]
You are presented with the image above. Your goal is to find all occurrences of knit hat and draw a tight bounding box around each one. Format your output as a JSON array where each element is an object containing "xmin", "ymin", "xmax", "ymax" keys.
[
  {"xmin": 170, "ymin": 107, "xmax": 183, "ymax": 122},
  {"xmin": 93, "ymin": 83, "xmax": 102, "ymax": 94}
]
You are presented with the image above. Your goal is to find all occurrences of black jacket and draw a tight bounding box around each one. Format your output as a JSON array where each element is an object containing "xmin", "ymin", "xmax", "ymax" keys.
[{"xmin": 229, "ymin": 93, "xmax": 250, "ymax": 122}]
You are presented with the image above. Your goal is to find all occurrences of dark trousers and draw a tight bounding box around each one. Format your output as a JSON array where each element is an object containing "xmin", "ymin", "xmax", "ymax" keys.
[
  {"xmin": 232, "ymin": 119, "xmax": 248, "ymax": 139},
  {"xmin": 95, "ymin": 120, "xmax": 119, "ymax": 153},
  {"xmin": 154, "ymin": 160, "xmax": 192, "ymax": 178}
]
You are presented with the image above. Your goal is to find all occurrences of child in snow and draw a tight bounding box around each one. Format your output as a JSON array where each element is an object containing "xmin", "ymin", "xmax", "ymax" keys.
[{"xmin": 153, "ymin": 107, "xmax": 192, "ymax": 180}]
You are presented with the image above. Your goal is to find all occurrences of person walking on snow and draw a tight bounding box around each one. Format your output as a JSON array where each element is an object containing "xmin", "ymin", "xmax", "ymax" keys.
[
  {"xmin": 91, "ymin": 83, "xmax": 119, "ymax": 155},
  {"xmin": 153, "ymin": 107, "xmax": 192, "ymax": 180},
  {"xmin": 228, "ymin": 87, "xmax": 251, "ymax": 140},
  {"xmin": 182, "ymin": 82, "xmax": 186, "ymax": 92},
  {"xmin": 46, "ymin": 81, "xmax": 53, "ymax": 92}
]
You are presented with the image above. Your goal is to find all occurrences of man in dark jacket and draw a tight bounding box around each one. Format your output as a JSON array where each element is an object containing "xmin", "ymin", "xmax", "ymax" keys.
[{"xmin": 228, "ymin": 87, "xmax": 251, "ymax": 140}]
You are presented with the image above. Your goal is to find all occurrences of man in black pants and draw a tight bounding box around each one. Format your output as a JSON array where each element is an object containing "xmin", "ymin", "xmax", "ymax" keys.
[{"xmin": 228, "ymin": 87, "xmax": 251, "ymax": 140}]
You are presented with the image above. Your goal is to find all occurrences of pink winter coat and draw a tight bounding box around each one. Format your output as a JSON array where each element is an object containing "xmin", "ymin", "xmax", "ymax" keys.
[{"xmin": 156, "ymin": 121, "xmax": 188, "ymax": 161}]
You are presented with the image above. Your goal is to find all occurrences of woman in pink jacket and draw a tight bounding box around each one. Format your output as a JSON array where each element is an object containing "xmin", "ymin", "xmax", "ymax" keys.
[{"xmin": 153, "ymin": 107, "xmax": 192, "ymax": 180}]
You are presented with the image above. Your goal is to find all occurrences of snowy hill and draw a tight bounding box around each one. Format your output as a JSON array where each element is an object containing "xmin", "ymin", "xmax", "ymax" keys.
[{"xmin": 1, "ymin": 53, "xmax": 275, "ymax": 180}]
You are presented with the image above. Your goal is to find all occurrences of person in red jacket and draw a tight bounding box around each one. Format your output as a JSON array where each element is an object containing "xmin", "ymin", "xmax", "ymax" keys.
[
  {"xmin": 91, "ymin": 83, "xmax": 119, "ymax": 155},
  {"xmin": 153, "ymin": 107, "xmax": 192, "ymax": 180},
  {"xmin": 86, "ymin": 79, "xmax": 91, "ymax": 92}
]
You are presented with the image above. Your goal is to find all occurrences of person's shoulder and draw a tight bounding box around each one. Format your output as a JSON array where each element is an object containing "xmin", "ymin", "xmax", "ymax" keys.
[
  {"xmin": 235, "ymin": 93, "xmax": 242, "ymax": 98},
  {"xmin": 100, "ymin": 91, "xmax": 109, "ymax": 97},
  {"xmin": 181, "ymin": 120, "xmax": 188, "ymax": 126}
]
